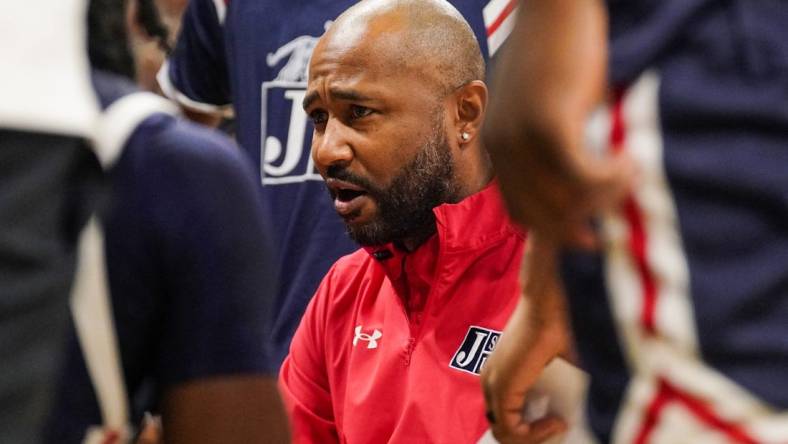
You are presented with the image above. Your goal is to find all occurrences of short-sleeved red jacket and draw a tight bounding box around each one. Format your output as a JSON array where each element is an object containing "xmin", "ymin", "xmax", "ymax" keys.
[{"xmin": 280, "ymin": 182, "xmax": 525, "ymax": 443}]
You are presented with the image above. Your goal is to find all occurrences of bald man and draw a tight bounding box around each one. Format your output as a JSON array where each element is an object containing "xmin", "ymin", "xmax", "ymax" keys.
[
  {"xmin": 161, "ymin": 0, "xmax": 507, "ymax": 370},
  {"xmin": 278, "ymin": 1, "xmax": 528, "ymax": 442}
]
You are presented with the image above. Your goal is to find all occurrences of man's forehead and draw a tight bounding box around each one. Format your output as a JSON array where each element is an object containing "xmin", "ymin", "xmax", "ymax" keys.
[
  {"xmin": 308, "ymin": 26, "xmax": 438, "ymax": 91},
  {"xmin": 311, "ymin": 14, "xmax": 408, "ymax": 71}
]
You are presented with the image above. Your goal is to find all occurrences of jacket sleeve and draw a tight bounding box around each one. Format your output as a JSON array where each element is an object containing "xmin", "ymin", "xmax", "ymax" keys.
[{"xmin": 279, "ymin": 266, "xmax": 340, "ymax": 444}]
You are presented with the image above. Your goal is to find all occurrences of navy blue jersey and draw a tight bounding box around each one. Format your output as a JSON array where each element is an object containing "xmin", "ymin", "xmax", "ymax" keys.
[
  {"xmin": 564, "ymin": 2, "xmax": 788, "ymax": 442},
  {"xmin": 160, "ymin": 0, "xmax": 516, "ymax": 364},
  {"xmin": 46, "ymin": 72, "xmax": 278, "ymax": 442}
]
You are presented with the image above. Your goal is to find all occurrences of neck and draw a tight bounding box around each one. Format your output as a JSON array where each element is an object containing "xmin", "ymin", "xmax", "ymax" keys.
[
  {"xmin": 453, "ymin": 144, "xmax": 494, "ymax": 202},
  {"xmin": 397, "ymin": 154, "xmax": 493, "ymax": 252},
  {"xmin": 398, "ymin": 225, "xmax": 437, "ymax": 252}
]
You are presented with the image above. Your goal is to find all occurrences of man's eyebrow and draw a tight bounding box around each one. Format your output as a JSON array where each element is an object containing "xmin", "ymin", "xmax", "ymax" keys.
[
  {"xmin": 302, "ymin": 88, "xmax": 373, "ymax": 110},
  {"xmin": 303, "ymin": 90, "xmax": 320, "ymax": 111}
]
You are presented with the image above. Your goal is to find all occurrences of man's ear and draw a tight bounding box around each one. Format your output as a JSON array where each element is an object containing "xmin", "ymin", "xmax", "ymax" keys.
[{"xmin": 453, "ymin": 80, "xmax": 488, "ymax": 147}]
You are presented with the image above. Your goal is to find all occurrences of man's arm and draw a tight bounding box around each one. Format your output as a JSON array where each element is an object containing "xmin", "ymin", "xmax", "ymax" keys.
[
  {"xmin": 279, "ymin": 270, "xmax": 340, "ymax": 444},
  {"xmin": 162, "ymin": 376, "xmax": 289, "ymax": 444},
  {"xmin": 146, "ymin": 121, "xmax": 288, "ymax": 442},
  {"xmin": 481, "ymin": 236, "xmax": 574, "ymax": 444},
  {"xmin": 482, "ymin": 0, "xmax": 633, "ymax": 249}
]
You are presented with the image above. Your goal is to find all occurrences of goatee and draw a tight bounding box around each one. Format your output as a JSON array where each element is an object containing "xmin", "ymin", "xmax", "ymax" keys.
[{"xmin": 326, "ymin": 115, "xmax": 458, "ymax": 247}]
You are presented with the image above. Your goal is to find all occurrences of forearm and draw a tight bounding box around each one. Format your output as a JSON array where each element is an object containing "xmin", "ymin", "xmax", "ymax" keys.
[
  {"xmin": 488, "ymin": 0, "xmax": 607, "ymax": 155},
  {"xmin": 483, "ymin": 0, "xmax": 609, "ymax": 235},
  {"xmin": 518, "ymin": 237, "xmax": 573, "ymax": 364}
]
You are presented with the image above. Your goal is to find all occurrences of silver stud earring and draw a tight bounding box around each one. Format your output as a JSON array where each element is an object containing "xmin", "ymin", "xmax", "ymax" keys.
[{"xmin": 461, "ymin": 132, "xmax": 470, "ymax": 142}]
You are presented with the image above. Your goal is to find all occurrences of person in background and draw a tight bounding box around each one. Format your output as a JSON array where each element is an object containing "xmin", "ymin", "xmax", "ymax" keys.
[
  {"xmin": 45, "ymin": 0, "xmax": 289, "ymax": 442},
  {"xmin": 158, "ymin": 0, "xmax": 516, "ymax": 366},
  {"xmin": 481, "ymin": 0, "xmax": 788, "ymax": 442},
  {"xmin": 0, "ymin": 0, "xmax": 101, "ymax": 441},
  {"xmin": 126, "ymin": 0, "xmax": 183, "ymax": 92},
  {"xmin": 279, "ymin": 1, "xmax": 528, "ymax": 442}
]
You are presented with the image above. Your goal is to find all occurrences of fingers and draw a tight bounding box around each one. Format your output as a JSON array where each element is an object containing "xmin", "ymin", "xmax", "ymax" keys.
[
  {"xmin": 581, "ymin": 151, "xmax": 638, "ymax": 213},
  {"xmin": 494, "ymin": 414, "xmax": 568, "ymax": 444},
  {"xmin": 494, "ymin": 138, "xmax": 637, "ymax": 251},
  {"xmin": 482, "ymin": 241, "xmax": 575, "ymax": 444},
  {"xmin": 484, "ymin": 368, "xmax": 568, "ymax": 444}
]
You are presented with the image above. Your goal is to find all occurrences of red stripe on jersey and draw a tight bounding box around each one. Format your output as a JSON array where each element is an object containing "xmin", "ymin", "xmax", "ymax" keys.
[
  {"xmin": 611, "ymin": 89, "xmax": 658, "ymax": 334},
  {"xmin": 634, "ymin": 378, "xmax": 760, "ymax": 444},
  {"xmin": 486, "ymin": 0, "xmax": 517, "ymax": 37},
  {"xmin": 633, "ymin": 379, "xmax": 672, "ymax": 444}
]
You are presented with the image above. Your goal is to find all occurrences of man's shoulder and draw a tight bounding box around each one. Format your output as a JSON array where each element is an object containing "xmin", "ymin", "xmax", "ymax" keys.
[
  {"xmin": 92, "ymin": 73, "xmax": 250, "ymax": 183},
  {"xmin": 120, "ymin": 115, "xmax": 255, "ymax": 190}
]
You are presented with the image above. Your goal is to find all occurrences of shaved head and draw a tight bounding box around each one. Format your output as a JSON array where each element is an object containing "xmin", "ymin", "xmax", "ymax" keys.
[
  {"xmin": 307, "ymin": 0, "xmax": 492, "ymax": 249},
  {"xmin": 320, "ymin": 0, "xmax": 485, "ymax": 96}
]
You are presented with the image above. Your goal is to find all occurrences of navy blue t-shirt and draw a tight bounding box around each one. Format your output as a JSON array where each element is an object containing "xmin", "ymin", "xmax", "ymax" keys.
[
  {"xmin": 46, "ymin": 73, "xmax": 278, "ymax": 442},
  {"xmin": 162, "ymin": 0, "xmax": 515, "ymax": 364}
]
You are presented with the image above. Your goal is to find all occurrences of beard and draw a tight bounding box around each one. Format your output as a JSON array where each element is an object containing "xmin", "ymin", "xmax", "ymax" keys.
[{"xmin": 326, "ymin": 114, "xmax": 459, "ymax": 247}]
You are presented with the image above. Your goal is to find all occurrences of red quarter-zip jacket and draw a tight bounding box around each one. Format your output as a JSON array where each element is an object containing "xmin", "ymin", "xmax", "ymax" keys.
[{"xmin": 279, "ymin": 182, "xmax": 525, "ymax": 443}]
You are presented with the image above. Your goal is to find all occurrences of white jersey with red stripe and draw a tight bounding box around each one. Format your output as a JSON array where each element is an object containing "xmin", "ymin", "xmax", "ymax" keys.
[{"xmin": 563, "ymin": 2, "xmax": 788, "ymax": 442}]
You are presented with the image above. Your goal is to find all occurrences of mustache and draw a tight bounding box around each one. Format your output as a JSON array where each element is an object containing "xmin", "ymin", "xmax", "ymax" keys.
[{"xmin": 325, "ymin": 166, "xmax": 378, "ymax": 193}]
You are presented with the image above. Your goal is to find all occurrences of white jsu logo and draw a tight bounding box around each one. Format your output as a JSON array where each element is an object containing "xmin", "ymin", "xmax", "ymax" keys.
[
  {"xmin": 450, "ymin": 326, "xmax": 501, "ymax": 375},
  {"xmin": 353, "ymin": 326, "xmax": 383, "ymax": 349},
  {"xmin": 261, "ymin": 23, "xmax": 331, "ymax": 185}
]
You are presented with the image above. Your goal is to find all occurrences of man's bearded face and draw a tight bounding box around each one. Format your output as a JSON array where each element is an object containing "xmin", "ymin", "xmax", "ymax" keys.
[{"xmin": 326, "ymin": 113, "xmax": 457, "ymax": 246}]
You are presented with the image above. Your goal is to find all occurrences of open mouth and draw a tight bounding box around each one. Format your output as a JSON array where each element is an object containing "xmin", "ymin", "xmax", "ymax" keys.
[
  {"xmin": 336, "ymin": 188, "xmax": 367, "ymax": 202},
  {"xmin": 325, "ymin": 178, "xmax": 372, "ymax": 218}
]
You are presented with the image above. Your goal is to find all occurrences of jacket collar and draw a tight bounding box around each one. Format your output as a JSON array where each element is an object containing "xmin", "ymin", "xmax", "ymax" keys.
[{"xmin": 363, "ymin": 180, "xmax": 523, "ymax": 283}]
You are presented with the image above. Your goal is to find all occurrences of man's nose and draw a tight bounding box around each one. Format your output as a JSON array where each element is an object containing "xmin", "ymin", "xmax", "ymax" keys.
[{"xmin": 313, "ymin": 119, "xmax": 353, "ymax": 170}]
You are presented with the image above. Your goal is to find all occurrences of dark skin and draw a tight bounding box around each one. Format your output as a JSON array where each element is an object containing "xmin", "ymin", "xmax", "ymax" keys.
[
  {"xmin": 482, "ymin": 0, "xmax": 634, "ymax": 250},
  {"xmin": 480, "ymin": 236, "xmax": 573, "ymax": 444},
  {"xmin": 480, "ymin": 0, "xmax": 635, "ymax": 443},
  {"xmin": 306, "ymin": 4, "xmax": 492, "ymax": 251},
  {"xmin": 161, "ymin": 376, "xmax": 289, "ymax": 444}
]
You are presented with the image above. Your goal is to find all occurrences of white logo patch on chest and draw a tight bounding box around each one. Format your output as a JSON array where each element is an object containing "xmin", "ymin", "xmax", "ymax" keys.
[
  {"xmin": 353, "ymin": 325, "xmax": 383, "ymax": 349},
  {"xmin": 450, "ymin": 326, "xmax": 502, "ymax": 375}
]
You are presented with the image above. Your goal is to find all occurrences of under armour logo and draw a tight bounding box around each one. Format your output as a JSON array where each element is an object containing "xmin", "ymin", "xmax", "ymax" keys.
[{"xmin": 353, "ymin": 326, "xmax": 382, "ymax": 349}]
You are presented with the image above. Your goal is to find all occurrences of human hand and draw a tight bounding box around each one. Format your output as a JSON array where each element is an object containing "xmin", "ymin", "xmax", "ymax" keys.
[
  {"xmin": 481, "ymin": 300, "xmax": 568, "ymax": 444},
  {"xmin": 481, "ymin": 237, "xmax": 573, "ymax": 443},
  {"xmin": 489, "ymin": 137, "xmax": 634, "ymax": 250}
]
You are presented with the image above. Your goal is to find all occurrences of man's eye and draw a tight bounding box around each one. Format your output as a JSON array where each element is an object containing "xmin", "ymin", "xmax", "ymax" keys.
[
  {"xmin": 310, "ymin": 110, "xmax": 328, "ymax": 125},
  {"xmin": 350, "ymin": 105, "xmax": 373, "ymax": 120}
]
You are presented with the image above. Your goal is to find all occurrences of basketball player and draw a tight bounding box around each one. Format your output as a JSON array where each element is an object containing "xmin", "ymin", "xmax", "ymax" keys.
[{"xmin": 482, "ymin": 1, "xmax": 788, "ymax": 442}]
